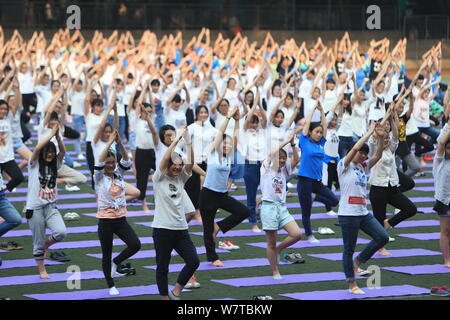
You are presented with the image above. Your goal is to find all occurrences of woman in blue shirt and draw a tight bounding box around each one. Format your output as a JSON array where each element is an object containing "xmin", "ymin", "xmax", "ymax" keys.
[
  {"xmin": 297, "ymin": 101, "xmax": 339, "ymax": 243},
  {"xmin": 199, "ymin": 106, "xmax": 250, "ymax": 267}
]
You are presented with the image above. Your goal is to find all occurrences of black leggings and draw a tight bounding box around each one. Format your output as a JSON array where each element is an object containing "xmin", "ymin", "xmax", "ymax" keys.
[
  {"xmin": 64, "ymin": 125, "xmax": 80, "ymax": 140},
  {"xmin": 135, "ymin": 148, "xmax": 156, "ymax": 201},
  {"xmin": 406, "ymin": 132, "xmax": 434, "ymax": 157},
  {"xmin": 22, "ymin": 93, "xmax": 37, "ymax": 115},
  {"xmin": 397, "ymin": 169, "xmax": 415, "ymax": 193},
  {"xmin": 98, "ymin": 217, "xmax": 141, "ymax": 288},
  {"xmin": 369, "ymin": 184, "xmax": 417, "ymax": 228},
  {"xmin": 184, "ymin": 162, "xmax": 207, "ymax": 209},
  {"xmin": 86, "ymin": 142, "xmax": 95, "ymax": 189},
  {"xmin": 0, "ymin": 160, "xmax": 24, "ymax": 191},
  {"xmin": 199, "ymin": 187, "xmax": 250, "ymax": 262},
  {"xmin": 325, "ymin": 161, "xmax": 339, "ymax": 211},
  {"xmin": 152, "ymin": 228, "xmax": 200, "ymax": 296}
]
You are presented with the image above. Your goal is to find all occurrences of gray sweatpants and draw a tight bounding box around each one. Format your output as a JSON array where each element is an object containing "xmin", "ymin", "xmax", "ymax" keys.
[
  {"xmin": 27, "ymin": 203, "xmax": 67, "ymax": 260},
  {"xmin": 396, "ymin": 153, "xmax": 421, "ymax": 177}
]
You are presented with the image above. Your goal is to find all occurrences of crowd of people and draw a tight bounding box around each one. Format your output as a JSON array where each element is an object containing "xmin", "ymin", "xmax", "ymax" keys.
[{"xmin": 0, "ymin": 26, "xmax": 450, "ymax": 299}]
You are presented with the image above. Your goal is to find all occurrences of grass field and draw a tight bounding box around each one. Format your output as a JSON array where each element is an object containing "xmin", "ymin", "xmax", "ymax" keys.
[{"xmin": 1, "ymin": 80, "xmax": 449, "ymax": 300}]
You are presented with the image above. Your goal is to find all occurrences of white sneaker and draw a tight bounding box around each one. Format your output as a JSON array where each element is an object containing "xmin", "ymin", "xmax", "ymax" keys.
[
  {"xmin": 77, "ymin": 154, "xmax": 86, "ymax": 160},
  {"xmin": 111, "ymin": 261, "xmax": 118, "ymax": 278},
  {"xmin": 63, "ymin": 212, "xmax": 80, "ymax": 221},
  {"xmin": 331, "ymin": 185, "xmax": 337, "ymax": 192},
  {"xmin": 354, "ymin": 267, "xmax": 371, "ymax": 276},
  {"xmin": 109, "ymin": 287, "xmax": 120, "ymax": 296},
  {"xmin": 230, "ymin": 183, "xmax": 237, "ymax": 190},
  {"xmin": 326, "ymin": 210, "xmax": 338, "ymax": 216},
  {"xmin": 394, "ymin": 208, "xmax": 401, "ymax": 215},
  {"xmin": 349, "ymin": 287, "xmax": 366, "ymax": 295},
  {"xmin": 73, "ymin": 161, "xmax": 82, "ymax": 168},
  {"xmin": 287, "ymin": 182, "xmax": 295, "ymax": 189},
  {"xmin": 65, "ymin": 185, "xmax": 80, "ymax": 192},
  {"xmin": 218, "ymin": 241, "xmax": 230, "ymax": 250},
  {"xmin": 308, "ymin": 236, "xmax": 320, "ymax": 244},
  {"xmin": 388, "ymin": 237, "xmax": 396, "ymax": 242}
]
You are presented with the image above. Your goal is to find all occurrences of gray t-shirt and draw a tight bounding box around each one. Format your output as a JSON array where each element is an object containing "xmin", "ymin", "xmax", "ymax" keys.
[
  {"xmin": 433, "ymin": 124, "xmax": 450, "ymax": 205},
  {"xmin": 151, "ymin": 167, "xmax": 192, "ymax": 230}
]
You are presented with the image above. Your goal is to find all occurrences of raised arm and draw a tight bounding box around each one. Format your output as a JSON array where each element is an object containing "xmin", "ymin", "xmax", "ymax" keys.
[
  {"xmin": 160, "ymin": 126, "xmax": 185, "ymax": 172},
  {"xmin": 344, "ymin": 122, "xmax": 375, "ymax": 168},
  {"xmin": 209, "ymin": 106, "xmax": 237, "ymax": 153},
  {"xmin": 98, "ymin": 130, "xmax": 118, "ymax": 163},
  {"xmin": 31, "ymin": 124, "xmax": 59, "ymax": 163},
  {"xmin": 302, "ymin": 100, "xmax": 318, "ymax": 136}
]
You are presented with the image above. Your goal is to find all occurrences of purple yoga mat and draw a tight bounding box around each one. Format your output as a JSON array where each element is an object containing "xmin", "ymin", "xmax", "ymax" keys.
[
  {"xmin": 190, "ymin": 228, "xmax": 314, "ymax": 238},
  {"xmin": 3, "ymin": 226, "xmax": 98, "ymax": 238},
  {"xmin": 211, "ymin": 272, "xmax": 365, "ymax": 287},
  {"xmin": 383, "ymin": 264, "xmax": 450, "ymax": 275},
  {"xmin": 414, "ymin": 178, "xmax": 436, "ymax": 184},
  {"xmin": 24, "ymin": 284, "xmax": 180, "ymax": 300},
  {"xmin": 87, "ymin": 246, "xmax": 228, "ymax": 260},
  {"xmin": 144, "ymin": 258, "xmax": 290, "ymax": 273},
  {"xmin": 52, "ymin": 237, "xmax": 155, "ymax": 249},
  {"xmin": 0, "ymin": 270, "xmax": 110, "ymax": 286},
  {"xmin": 246, "ymin": 238, "xmax": 370, "ymax": 249},
  {"xmin": 279, "ymin": 285, "xmax": 429, "ymax": 300},
  {"xmin": 396, "ymin": 220, "xmax": 439, "ymax": 228},
  {"xmin": 397, "ymin": 233, "xmax": 440, "ymax": 240},
  {"xmin": 0, "ymin": 258, "xmax": 63, "ymax": 269},
  {"xmin": 414, "ymin": 186, "xmax": 435, "ymax": 192},
  {"xmin": 308, "ymin": 249, "xmax": 441, "ymax": 261}
]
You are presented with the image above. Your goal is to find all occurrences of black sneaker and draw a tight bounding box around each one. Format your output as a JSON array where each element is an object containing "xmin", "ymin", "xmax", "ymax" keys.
[
  {"xmin": 50, "ymin": 251, "xmax": 71, "ymax": 262},
  {"xmin": 116, "ymin": 263, "xmax": 136, "ymax": 276},
  {"xmin": 253, "ymin": 295, "xmax": 274, "ymax": 300},
  {"xmin": 282, "ymin": 253, "xmax": 305, "ymax": 264}
]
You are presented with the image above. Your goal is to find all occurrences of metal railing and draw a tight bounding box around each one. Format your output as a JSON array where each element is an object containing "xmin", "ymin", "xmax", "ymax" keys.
[
  {"xmin": 403, "ymin": 15, "xmax": 450, "ymax": 39},
  {"xmin": 0, "ymin": 1, "xmax": 400, "ymax": 31}
]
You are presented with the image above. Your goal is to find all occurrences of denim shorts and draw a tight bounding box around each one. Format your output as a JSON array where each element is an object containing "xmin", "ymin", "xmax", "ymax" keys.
[
  {"xmin": 433, "ymin": 200, "xmax": 450, "ymax": 217},
  {"xmin": 260, "ymin": 201, "xmax": 295, "ymax": 231},
  {"xmin": 13, "ymin": 137, "xmax": 26, "ymax": 153}
]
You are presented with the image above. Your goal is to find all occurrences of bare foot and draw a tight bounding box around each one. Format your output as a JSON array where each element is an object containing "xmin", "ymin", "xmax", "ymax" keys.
[
  {"xmin": 142, "ymin": 202, "xmax": 151, "ymax": 214},
  {"xmin": 212, "ymin": 260, "xmax": 224, "ymax": 267},
  {"xmin": 39, "ymin": 270, "xmax": 50, "ymax": 279},
  {"xmin": 444, "ymin": 261, "xmax": 450, "ymax": 268},
  {"xmin": 212, "ymin": 223, "xmax": 220, "ymax": 242},
  {"xmin": 378, "ymin": 248, "xmax": 393, "ymax": 256},
  {"xmin": 383, "ymin": 219, "xmax": 391, "ymax": 230},
  {"xmin": 251, "ymin": 225, "xmax": 262, "ymax": 233}
]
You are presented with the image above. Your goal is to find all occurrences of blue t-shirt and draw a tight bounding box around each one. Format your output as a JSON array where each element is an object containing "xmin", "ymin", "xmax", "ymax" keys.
[
  {"xmin": 203, "ymin": 151, "xmax": 231, "ymax": 193},
  {"xmin": 297, "ymin": 134, "xmax": 326, "ymax": 180}
]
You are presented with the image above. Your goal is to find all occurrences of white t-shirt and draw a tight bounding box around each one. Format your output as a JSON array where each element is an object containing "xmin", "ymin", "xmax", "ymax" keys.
[
  {"xmin": 0, "ymin": 119, "xmax": 14, "ymax": 163},
  {"xmin": 241, "ymin": 127, "xmax": 267, "ymax": 162},
  {"xmin": 7, "ymin": 106, "xmax": 24, "ymax": 139},
  {"xmin": 34, "ymin": 85, "xmax": 52, "ymax": 115},
  {"xmin": 266, "ymin": 122, "xmax": 289, "ymax": 153},
  {"xmin": 164, "ymin": 104, "xmax": 188, "ymax": 130},
  {"xmin": 368, "ymin": 92, "xmax": 386, "ymax": 122},
  {"xmin": 37, "ymin": 123, "xmax": 65, "ymax": 154},
  {"xmin": 92, "ymin": 139, "xmax": 116, "ymax": 164},
  {"xmin": 25, "ymin": 159, "xmax": 62, "ymax": 210},
  {"xmin": 351, "ymin": 101, "xmax": 369, "ymax": 137},
  {"xmin": 337, "ymin": 112, "xmax": 353, "ymax": 137},
  {"xmin": 337, "ymin": 157, "xmax": 369, "ymax": 216},
  {"xmin": 151, "ymin": 167, "xmax": 192, "ymax": 230},
  {"xmin": 323, "ymin": 89, "xmax": 338, "ymax": 113},
  {"xmin": 260, "ymin": 159, "xmax": 292, "ymax": 203},
  {"xmin": 187, "ymin": 122, "xmax": 217, "ymax": 163},
  {"xmin": 85, "ymin": 113, "xmax": 103, "ymax": 143},
  {"xmin": 69, "ymin": 90, "xmax": 86, "ymax": 116},
  {"xmin": 18, "ymin": 71, "xmax": 34, "ymax": 94},
  {"xmin": 135, "ymin": 118, "xmax": 155, "ymax": 150},
  {"xmin": 303, "ymin": 96, "xmax": 322, "ymax": 122}
]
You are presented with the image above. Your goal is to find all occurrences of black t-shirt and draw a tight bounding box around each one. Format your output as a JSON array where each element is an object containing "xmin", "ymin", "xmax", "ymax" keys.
[
  {"xmin": 335, "ymin": 59, "xmax": 345, "ymax": 76},
  {"xmin": 370, "ymin": 59, "xmax": 383, "ymax": 80},
  {"xmin": 396, "ymin": 113, "xmax": 411, "ymax": 157}
]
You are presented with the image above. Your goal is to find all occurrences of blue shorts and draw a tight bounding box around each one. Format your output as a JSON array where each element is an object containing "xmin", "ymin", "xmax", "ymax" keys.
[
  {"xmin": 434, "ymin": 200, "xmax": 450, "ymax": 217},
  {"xmin": 13, "ymin": 137, "xmax": 26, "ymax": 153},
  {"xmin": 261, "ymin": 201, "xmax": 295, "ymax": 231},
  {"xmin": 229, "ymin": 151, "xmax": 245, "ymax": 180}
]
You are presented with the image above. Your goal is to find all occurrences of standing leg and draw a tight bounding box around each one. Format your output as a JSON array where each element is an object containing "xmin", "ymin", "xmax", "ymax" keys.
[
  {"xmin": 27, "ymin": 207, "xmax": 49, "ymax": 279},
  {"xmin": 172, "ymin": 230, "xmax": 200, "ymax": 297},
  {"xmin": 135, "ymin": 148, "xmax": 151, "ymax": 213},
  {"xmin": 338, "ymin": 215, "xmax": 361, "ymax": 286},
  {"xmin": 297, "ymin": 177, "xmax": 314, "ymax": 238},
  {"xmin": 199, "ymin": 188, "xmax": 221, "ymax": 264},
  {"xmin": 98, "ymin": 219, "xmax": 116, "ymax": 288},
  {"xmin": 369, "ymin": 185, "xmax": 391, "ymax": 256},
  {"xmin": 243, "ymin": 162, "xmax": 261, "ymax": 230},
  {"xmin": 439, "ymin": 217, "xmax": 450, "ymax": 268},
  {"xmin": 153, "ymin": 228, "xmax": 176, "ymax": 299}
]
